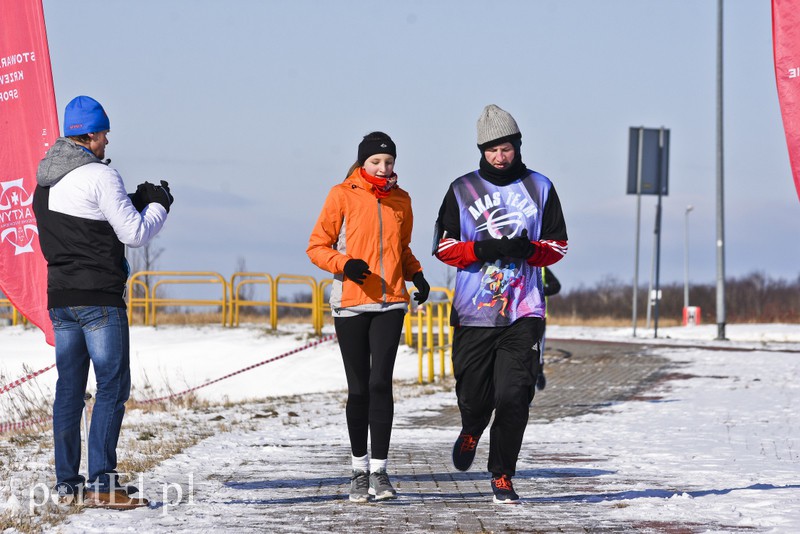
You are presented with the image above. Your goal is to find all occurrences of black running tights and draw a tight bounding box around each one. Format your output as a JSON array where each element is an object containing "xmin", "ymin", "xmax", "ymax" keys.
[{"xmin": 334, "ymin": 309, "xmax": 404, "ymax": 460}]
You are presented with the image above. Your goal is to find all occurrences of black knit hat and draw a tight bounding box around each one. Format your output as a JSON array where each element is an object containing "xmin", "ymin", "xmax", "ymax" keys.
[{"xmin": 357, "ymin": 131, "xmax": 397, "ymax": 164}]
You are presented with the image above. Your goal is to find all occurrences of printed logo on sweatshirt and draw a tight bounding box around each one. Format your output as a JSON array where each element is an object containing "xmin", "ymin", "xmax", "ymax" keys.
[
  {"xmin": 467, "ymin": 191, "xmax": 538, "ymax": 239},
  {"xmin": 0, "ymin": 178, "xmax": 38, "ymax": 255}
]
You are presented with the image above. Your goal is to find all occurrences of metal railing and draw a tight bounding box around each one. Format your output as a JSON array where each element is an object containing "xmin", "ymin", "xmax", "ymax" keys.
[
  {"xmin": 126, "ymin": 271, "xmax": 327, "ymax": 332},
  {"xmin": 6, "ymin": 273, "xmax": 454, "ymax": 383},
  {"xmin": 272, "ymin": 274, "xmax": 318, "ymax": 331},
  {"xmin": 0, "ymin": 297, "xmax": 24, "ymax": 326},
  {"xmin": 403, "ymin": 287, "xmax": 454, "ymax": 384},
  {"xmin": 316, "ymin": 278, "xmax": 334, "ymax": 333},
  {"xmin": 128, "ymin": 271, "xmax": 228, "ymax": 326},
  {"xmin": 229, "ymin": 272, "xmax": 273, "ymax": 327}
]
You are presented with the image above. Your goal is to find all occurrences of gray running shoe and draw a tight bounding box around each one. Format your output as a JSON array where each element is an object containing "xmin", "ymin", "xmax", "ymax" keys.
[
  {"xmin": 368, "ymin": 469, "xmax": 397, "ymax": 501},
  {"xmin": 349, "ymin": 469, "xmax": 370, "ymax": 503}
]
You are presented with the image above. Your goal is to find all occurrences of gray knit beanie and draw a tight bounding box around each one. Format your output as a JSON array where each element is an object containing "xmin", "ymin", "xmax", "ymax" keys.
[{"xmin": 476, "ymin": 104, "xmax": 521, "ymax": 149}]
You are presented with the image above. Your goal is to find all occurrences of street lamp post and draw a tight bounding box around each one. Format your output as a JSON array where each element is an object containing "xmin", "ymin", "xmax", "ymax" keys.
[
  {"xmin": 684, "ymin": 205, "xmax": 694, "ymax": 311},
  {"xmin": 715, "ymin": 0, "xmax": 727, "ymax": 340}
]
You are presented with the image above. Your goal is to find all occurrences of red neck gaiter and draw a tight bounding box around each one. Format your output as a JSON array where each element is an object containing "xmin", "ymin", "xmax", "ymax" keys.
[{"xmin": 360, "ymin": 168, "xmax": 398, "ymax": 199}]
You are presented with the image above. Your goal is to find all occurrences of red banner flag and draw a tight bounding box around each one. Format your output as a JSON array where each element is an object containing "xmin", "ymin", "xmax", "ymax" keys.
[
  {"xmin": 772, "ymin": 0, "xmax": 800, "ymax": 203},
  {"xmin": 0, "ymin": 0, "xmax": 58, "ymax": 345}
]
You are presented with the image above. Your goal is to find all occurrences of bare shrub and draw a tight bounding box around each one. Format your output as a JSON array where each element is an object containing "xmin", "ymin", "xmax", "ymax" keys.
[{"xmin": 548, "ymin": 271, "xmax": 800, "ymax": 324}]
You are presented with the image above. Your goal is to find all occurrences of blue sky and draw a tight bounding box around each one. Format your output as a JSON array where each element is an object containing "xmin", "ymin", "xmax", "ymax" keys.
[{"xmin": 40, "ymin": 0, "xmax": 799, "ymax": 292}]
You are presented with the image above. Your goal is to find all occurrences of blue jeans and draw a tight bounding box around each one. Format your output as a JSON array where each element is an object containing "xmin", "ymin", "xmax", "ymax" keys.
[{"xmin": 50, "ymin": 306, "xmax": 131, "ymax": 493}]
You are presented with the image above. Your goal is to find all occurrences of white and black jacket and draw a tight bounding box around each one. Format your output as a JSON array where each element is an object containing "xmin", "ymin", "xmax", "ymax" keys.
[{"xmin": 33, "ymin": 138, "xmax": 167, "ymax": 309}]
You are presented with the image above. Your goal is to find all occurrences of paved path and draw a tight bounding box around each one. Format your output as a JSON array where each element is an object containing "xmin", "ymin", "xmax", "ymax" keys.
[
  {"xmin": 63, "ymin": 338, "xmax": 738, "ymax": 534},
  {"xmin": 232, "ymin": 339, "xmax": 715, "ymax": 533},
  {"xmin": 67, "ymin": 339, "xmax": 788, "ymax": 534},
  {"xmin": 386, "ymin": 339, "xmax": 689, "ymax": 533}
]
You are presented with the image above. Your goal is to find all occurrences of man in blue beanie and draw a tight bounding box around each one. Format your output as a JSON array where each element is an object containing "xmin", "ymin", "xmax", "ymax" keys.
[{"xmin": 33, "ymin": 95, "xmax": 175, "ymax": 509}]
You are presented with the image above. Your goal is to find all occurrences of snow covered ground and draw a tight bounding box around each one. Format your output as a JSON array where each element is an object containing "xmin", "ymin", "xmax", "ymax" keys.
[
  {"xmin": 1, "ymin": 323, "xmax": 799, "ymax": 532},
  {"xmin": 4, "ymin": 322, "xmax": 798, "ymax": 407}
]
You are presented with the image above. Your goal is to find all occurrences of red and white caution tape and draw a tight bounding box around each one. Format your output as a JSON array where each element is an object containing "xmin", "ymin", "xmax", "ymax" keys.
[
  {"xmin": 0, "ymin": 363, "xmax": 56, "ymax": 396},
  {"xmin": 138, "ymin": 333, "xmax": 338, "ymax": 404},
  {"xmin": 0, "ymin": 334, "xmax": 338, "ymax": 434},
  {"xmin": 0, "ymin": 415, "xmax": 50, "ymax": 435},
  {"xmin": 0, "ymin": 364, "xmax": 56, "ymax": 434}
]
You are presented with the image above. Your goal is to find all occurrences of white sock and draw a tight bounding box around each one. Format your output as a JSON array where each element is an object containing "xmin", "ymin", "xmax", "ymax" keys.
[
  {"xmin": 352, "ymin": 454, "xmax": 369, "ymax": 472},
  {"xmin": 370, "ymin": 458, "xmax": 387, "ymax": 473}
]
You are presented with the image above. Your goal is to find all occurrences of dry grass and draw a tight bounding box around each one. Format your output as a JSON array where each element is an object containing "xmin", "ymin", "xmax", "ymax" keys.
[
  {"xmin": 0, "ymin": 395, "xmax": 229, "ymax": 532},
  {"xmin": 136, "ymin": 310, "xmax": 691, "ymax": 330},
  {"xmin": 0, "ymin": 511, "xmax": 72, "ymax": 534},
  {"xmin": 547, "ymin": 314, "xmax": 682, "ymax": 328},
  {"xmin": 128, "ymin": 310, "xmax": 321, "ymax": 328},
  {"xmin": 129, "ymin": 311, "xmax": 228, "ymax": 326},
  {"xmin": 0, "ymin": 360, "xmax": 241, "ymax": 532},
  {"xmin": 115, "ymin": 418, "xmax": 215, "ymax": 478}
]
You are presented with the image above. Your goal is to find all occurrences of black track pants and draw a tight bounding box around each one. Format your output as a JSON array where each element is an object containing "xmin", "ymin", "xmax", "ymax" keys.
[
  {"xmin": 452, "ymin": 317, "xmax": 544, "ymax": 477},
  {"xmin": 334, "ymin": 309, "xmax": 405, "ymax": 460}
]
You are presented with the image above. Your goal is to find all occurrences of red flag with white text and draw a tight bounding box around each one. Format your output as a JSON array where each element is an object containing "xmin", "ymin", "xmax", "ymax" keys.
[
  {"xmin": 772, "ymin": 0, "xmax": 800, "ymax": 203},
  {"xmin": 0, "ymin": 0, "xmax": 58, "ymax": 345}
]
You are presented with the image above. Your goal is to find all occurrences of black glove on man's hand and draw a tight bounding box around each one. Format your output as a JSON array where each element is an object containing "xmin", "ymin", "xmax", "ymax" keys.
[
  {"xmin": 138, "ymin": 180, "xmax": 174, "ymax": 213},
  {"xmin": 343, "ymin": 259, "xmax": 371, "ymax": 285},
  {"xmin": 473, "ymin": 237, "xmax": 507, "ymax": 262},
  {"xmin": 412, "ymin": 271, "xmax": 430, "ymax": 305},
  {"xmin": 499, "ymin": 229, "xmax": 536, "ymax": 259},
  {"xmin": 159, "ymin": 180, "xmax": 174, "ymax": 206},
  {"xmin": 128, "ymin": 191, "xmax": 146, "ymax": 212}
]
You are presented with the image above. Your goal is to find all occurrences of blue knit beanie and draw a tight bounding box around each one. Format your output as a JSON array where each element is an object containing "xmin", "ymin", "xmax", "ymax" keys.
[{"xmin": 63, "ymin": 96, "xmax": 110, "ymax": 136}]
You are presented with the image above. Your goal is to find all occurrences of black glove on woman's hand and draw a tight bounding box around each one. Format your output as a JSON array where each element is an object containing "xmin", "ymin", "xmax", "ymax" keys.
[
  {"xmin": 499, "ymin": 229, "xmax": 536, "ymax": 259},
  {"xmin": 412, "ymin": 271, "xmax": 430, "ymax": 304},
  {"xmin": 473, "ymin": 237, "xmax": 507, "ymax": 262},
  {"xmin": 343, "ymin": 259, "xmax": 371, "ymax": 285}
]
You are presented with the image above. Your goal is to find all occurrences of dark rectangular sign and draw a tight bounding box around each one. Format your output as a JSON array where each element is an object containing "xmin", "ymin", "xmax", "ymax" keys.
[{"xmin": 627, "ymin": 127, "xmax": 669, "ymax": 196}]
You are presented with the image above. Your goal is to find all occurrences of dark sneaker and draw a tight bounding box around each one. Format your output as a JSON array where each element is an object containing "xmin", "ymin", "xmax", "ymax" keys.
[
  {"xmin": 52, "ymin": 483, "xmax": 83, "ymax": 505},
  {"xmin": 83, "ymin": 490, "xmax": 149, "ymax": 509},
  {"xmin": 452, "ymin": 432, "xmax": 480, "ymax": 471},
  {"xmin": 491, "ymin": 475, "xmax": 520, "ymax": 504},
  {"xmin": 369, "ymin": 469, "xmax": 397, "ymax": 501},
  {"xmin": 349, "ymin": 469, "xmax": 370, "ymax": 503}
]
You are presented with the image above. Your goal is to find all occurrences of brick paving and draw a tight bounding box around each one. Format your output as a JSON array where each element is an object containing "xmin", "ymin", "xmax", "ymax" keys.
[
  {"xmin": 243, "ymin": 339, "xmax": 694, "ymax": 534},
  {"xmin": 66, "ymin": 339, "xmax": 758, "ymax": 533},
  {"xmin": 200, "ymin": 338, "xmax": 685, "ymax": 534},
  {"xmin": 379, "ymin": 338, "xmax": 689, "ymax": 534},
  {"xmin": 418, "ymin": 338, "xmax": 672, "ymax": 428}
]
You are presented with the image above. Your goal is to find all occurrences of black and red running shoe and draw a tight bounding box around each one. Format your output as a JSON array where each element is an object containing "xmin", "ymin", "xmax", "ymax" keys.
[{"xmin": 452, "ymin": 432, "xmax": 480, "ymax": 471}]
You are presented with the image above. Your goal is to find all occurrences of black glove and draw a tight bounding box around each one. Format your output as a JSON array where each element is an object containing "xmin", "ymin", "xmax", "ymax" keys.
[
  {"xmin": 137, "ymin": 180, "xmax": 174, "ymax": 213},
  {"xmin": 343, "ymin": 259, "xmax": 371, "ymax": 285},
  {"xmin": 473, "ymin": 237, "xmax": 507, "ymax": 262},
  {"xmin": 159, "ymin": 180, "xmax": 174, "ymax": 205},
  {"xmin": 499, "ymin": 229, "xmax": 536, "ymax": 259},
  {"xmin": 412, "ymin": 271, "xmax": 430, "ymax": 305},
  {"xmin": 127, "ymin": 191, "xmax": 146, "ymax": 212}
]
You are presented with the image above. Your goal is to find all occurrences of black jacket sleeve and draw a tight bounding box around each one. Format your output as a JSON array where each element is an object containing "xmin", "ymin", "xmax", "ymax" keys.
[
  {"xmin": 540, "ymin": 185, "xmax": 568, "ymax": 242},
  {"xmin": 432, "ymin": 186, "xmax": 461, "ymax": 254}
]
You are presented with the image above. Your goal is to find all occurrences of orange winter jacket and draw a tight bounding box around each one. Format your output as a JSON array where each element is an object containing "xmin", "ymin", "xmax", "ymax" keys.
[{"xmin": 307, "ymin": 168, "xmax": 422, "ymax": 312}]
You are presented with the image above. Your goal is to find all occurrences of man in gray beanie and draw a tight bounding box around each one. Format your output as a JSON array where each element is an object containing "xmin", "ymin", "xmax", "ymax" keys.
[{"xmin": 432, "ymin": 104, "xmax": 568, "ymax": 503}]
